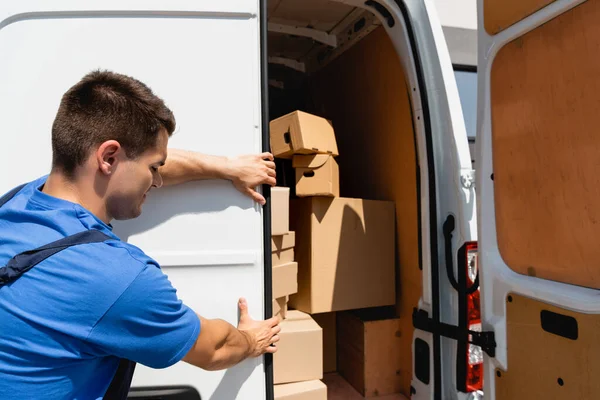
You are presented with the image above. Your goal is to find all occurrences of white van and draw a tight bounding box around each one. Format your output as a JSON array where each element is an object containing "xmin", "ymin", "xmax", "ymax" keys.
[{"xmin": 1, "ymin": 0, "xmax": 593, "ymax": 399}]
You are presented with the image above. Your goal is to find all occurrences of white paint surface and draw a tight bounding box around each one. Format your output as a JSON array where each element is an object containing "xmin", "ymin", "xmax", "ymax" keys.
[
  {"xmin": 433, "ymin": 0, "xmax": 477, "ymax": 29},
  {"xmin": 0, "ymin": 2, "xmax": 267, "ymax": 399}
]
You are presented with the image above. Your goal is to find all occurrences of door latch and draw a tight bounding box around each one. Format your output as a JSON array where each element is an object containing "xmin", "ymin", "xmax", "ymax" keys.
[{"xmin": 412, "ymin": 308, "xmax": 496, "ymax": 357}]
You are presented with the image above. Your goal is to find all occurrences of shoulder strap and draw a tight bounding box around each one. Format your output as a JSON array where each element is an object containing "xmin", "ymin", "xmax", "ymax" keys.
[
  {"xmin": 0, "ymin": 183, "xmax": 27, "ymax": 208},
  {"xmin": 0, "ymin": 183, "xmax": 135, "ymax": 398},
  {"xmin": 0, "ymin": 230, "xmax": 112, "ymax": 286},
  {"xmin": 103, "ymin": 359, "xmax": 137, "ymax": 400}
]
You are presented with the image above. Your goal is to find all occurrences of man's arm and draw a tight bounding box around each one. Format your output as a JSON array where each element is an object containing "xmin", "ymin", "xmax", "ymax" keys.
[
  {"xmin": 160, "ymin": 149, "xmax": 277, "ymax": 205},
  {"xmin": 183, "ymin": 298, "xmax": 280, "ymax": 371}
]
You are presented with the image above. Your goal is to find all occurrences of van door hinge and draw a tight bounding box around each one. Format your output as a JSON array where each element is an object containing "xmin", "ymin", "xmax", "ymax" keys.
[
  {"xmin": 460, "ymin": 169, "xmax": 476, "ymax": 189},
  {"xmin": 412, "ymin": 308, "xmax": 496, "ymax": 358}
]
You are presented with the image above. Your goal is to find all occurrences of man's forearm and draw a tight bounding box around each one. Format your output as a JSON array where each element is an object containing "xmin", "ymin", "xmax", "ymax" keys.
[
  {"xmin": 161, "ymin": 149, "xmax": 233, "ymax": 187},
  {"xmin": 159, "ymin": 149, "xmax": 276, "ymax": 204},
  {"xmin": 183, "ymin": 317, "xmax": 254, "ymax": 371},
  {"xmin": 208, "ymin": 323, "xmax": 255, "ymax": 371}
]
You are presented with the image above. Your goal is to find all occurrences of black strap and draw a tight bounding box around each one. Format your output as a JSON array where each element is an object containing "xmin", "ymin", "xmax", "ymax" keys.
[
  {"xmin": 103, "ymin": 359, "xmax": 137, "ymax": 400},
  {"xmin": 0, "ymin": 183, "xmax": 136, "ymax": 399},
  {"xmin": 0, "ymin": 183, "xmax": 27, "ymax": 208},
  {"xmin": 0, "ymin": 230, "xmax": 112, "ymax": 286}
]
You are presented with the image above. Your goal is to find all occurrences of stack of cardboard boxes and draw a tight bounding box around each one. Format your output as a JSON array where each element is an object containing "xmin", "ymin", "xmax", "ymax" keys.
[
  {"xmin": 270, "ymin": 151, "xmax": 326, "ymax": 399},
  {"xmin": 270, "ymin": 110, "xmax": 402, "ymax": 399},
  {"xmin": 271, "ymin": 186, "xmax": 295, "ymax": 321}
]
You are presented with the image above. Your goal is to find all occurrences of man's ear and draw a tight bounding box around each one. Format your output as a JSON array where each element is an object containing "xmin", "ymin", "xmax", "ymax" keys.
[{"xmin": 96, "ymin": 140, "xmax": 122, "ymax": 176}]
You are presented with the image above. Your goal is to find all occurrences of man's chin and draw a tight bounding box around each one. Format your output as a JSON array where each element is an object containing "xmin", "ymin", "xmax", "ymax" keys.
[{"xmin": 113, "ymin": 207, "xmax": 143, "ymax": 221}]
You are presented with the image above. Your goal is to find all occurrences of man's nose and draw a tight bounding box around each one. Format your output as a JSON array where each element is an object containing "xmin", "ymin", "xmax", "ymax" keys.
[{"xmin": 153, "ymin": 173, "xmax": 163, "ymax": 189}]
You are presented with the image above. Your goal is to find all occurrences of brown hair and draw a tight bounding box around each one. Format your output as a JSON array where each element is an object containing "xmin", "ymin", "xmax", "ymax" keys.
[{"xmin": 51, "ymin": 70, "xmax": 175, "ymax": 177}]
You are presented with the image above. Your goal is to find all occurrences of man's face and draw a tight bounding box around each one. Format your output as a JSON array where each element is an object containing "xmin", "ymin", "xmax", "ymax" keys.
[{"xmin": 106, "ymin": 129, "xmax": 168, "ymax": 220}]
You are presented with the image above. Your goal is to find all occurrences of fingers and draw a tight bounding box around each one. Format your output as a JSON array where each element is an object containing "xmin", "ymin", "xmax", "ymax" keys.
[
  {"xmin": 271, "ymin": 326, "xmax": 281, "ymax": 337},
  {"xmin": 264, "ymin": 160, "xmax": 276, "ymax": 170},
  {"xmin": 265, "ymin": 345, "xmax": 277, "ymax": 354},
  {"xmin": 238, "ymin": 297, "xmax": 249, "ymax": 318},
  {"xmin": 267, "ymin": 316, "xmax": 281, "ymax": 327},
  {"xmin": 271, "ymin": 334, "xmax": 280, "ymax": 344},
  {"xmin": 260, "ymin": 152, "xmax": 274, "ymax": 161},
  {"xmin": 266, "ymin": 167, "xmax": 276, "ymax": 178},
  {"xmin": 247, "ymin": 188, "xmax": 266, "ymax": 205}
]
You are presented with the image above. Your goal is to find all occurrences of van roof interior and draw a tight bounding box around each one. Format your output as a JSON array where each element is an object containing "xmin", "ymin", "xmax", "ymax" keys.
[{"xmin": 267, "ymin": 0, "xmax": 380, "ymax": 75}]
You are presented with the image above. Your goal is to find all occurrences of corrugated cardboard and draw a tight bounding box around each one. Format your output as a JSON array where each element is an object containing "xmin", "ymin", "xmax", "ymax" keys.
[
  {"xmin": 271, "ymin": 187, "xmax": 290, "ymax": 236},
  {"xmin": 274, "ymin": 380, "xmax": 327, "ymax": 400},
  {"xmin": 310, "ymin": 26, "xmax": 421, "ymax": 396},
  {"xmin": 337, "ymin": 308, "xmax": 403, "ymax": 397},
  {"xmin": 273, "ymin": 296, "xmax": 288, "ymax": 320},
  {"xmin": 273, "ymin": 248, "xmax": 294, "ymax": 266},
  {"xmin": 274, "ymin": 310, "xmax": 323, "ymax": 384},
  {"xmin": 273, "ymin": 262, "xmax": 298, "ymax": 299},
  {"xmin": 313, "ymin": 312, "xmax": 337, "ymax": 373},
  {"xmin": 270, "ymin": 110, "xmax": 339, "ymax": 159},
  {"xmin": 289, "ymin": 197, "xmax": 395, "ymax": 314},
  {"xmin": 272, "ymin": 231, "xmax": 295, "ymax": 252},
  {"xmin": 293, "ymin": 154, "xmax": 340, "ymax": 197}
]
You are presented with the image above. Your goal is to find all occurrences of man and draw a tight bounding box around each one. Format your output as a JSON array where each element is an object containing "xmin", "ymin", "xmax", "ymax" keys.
[{"xmin": 0, "ymin": 70, "xmax": 280, "ymax": 399}]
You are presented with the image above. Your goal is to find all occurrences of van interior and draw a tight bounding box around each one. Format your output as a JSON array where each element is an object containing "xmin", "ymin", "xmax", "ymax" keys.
[{"xmin": 267, "ymin": 0, "xmax": 421, "ymax": 396}]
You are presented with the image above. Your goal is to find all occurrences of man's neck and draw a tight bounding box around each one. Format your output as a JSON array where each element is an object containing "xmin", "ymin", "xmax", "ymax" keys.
[{"xmin": 43, "ymin": 171, "xmax": 111, "ymax": 224}]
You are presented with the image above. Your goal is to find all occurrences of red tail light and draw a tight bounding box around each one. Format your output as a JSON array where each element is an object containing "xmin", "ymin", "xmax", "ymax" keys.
[{"xmin": 465, "ymin": 242, "xmax": 483, "ymax": 392}]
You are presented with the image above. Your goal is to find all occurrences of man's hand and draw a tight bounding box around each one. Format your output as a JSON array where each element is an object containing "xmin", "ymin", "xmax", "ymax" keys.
[
  {"xmin": 237, "ymin": 297, "xmax": 280, "ymax": 357},
  {"xmin": 227, "ymin": 153, "xmax": 276, "ymax": 205},
  {"xmin": 182, "ymin": 298, "xmax": 280, "ymax": 371}
]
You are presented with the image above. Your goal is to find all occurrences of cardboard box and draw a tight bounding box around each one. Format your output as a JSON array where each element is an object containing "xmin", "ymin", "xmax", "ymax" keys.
[
  {"xmin": 273, "ymin": 296, "xmax": 288, "ymax": 319},
  {"xmin": 273, "ymin": 248, "xmax": 294, "ymax": 266},
  {"xmin": 293, "ymin": 154, "xmax": 340, "ymax": 197},
  {"xmin": 272, "ymin": 232, "xmax": 295, "ymax": 267},
  {"xmin": 274, "ymin": 380, "xmax": 327, "ymax": 400},
  {"xmin": 337, "ymin": 308, "xmax": 403, "ymax": 397},
  {"xmin": 274, "ymin": 310, "xmax": 323, "ymax": 384},
  {"xmin": 271, "ymin": 187, "xmax": 290, "ymax": 236},
  {"xmin": 272, "ymin": 231, "xmax": 295, "ymax": 252},
  {"xmin": 270, "ymin": 110, "xmax": 339, "ymax": 159},
  {"xmin": 289, "ymin": 197, "xmax": 395, "ymax": 314},
  {"xmin": 273, "ymin": 261, "xmax": 298, "ymax": 299},
  {"xmin": 313, "ymin": 312, "xmax": 337, "ymax": 373}
]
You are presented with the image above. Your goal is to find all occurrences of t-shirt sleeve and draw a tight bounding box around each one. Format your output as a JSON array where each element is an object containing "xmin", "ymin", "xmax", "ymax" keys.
[{"xmin": 85, "ymin": 263, "xmax": 200, "ymax": 369}]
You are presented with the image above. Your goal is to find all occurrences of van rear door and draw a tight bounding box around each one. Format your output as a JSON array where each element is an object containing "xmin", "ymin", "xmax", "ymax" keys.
[
  {"xmin": 0, "ymin": 1, "xmax": 272, "ymax": 399},
  {"xmin": 477, "ymin": 0, "xmax": 600, "ymax": 398}
]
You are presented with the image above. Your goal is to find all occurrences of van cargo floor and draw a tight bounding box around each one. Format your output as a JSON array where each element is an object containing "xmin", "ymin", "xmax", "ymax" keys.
[{"xmin": 323, "ymin": 373, "xmax": 409, "ymax": 400}]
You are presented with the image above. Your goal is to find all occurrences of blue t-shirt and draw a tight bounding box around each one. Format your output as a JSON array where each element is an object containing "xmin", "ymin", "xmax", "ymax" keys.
[{"xmin": 0, "ymin": 176, "xmax": 201, "ymax": 399}]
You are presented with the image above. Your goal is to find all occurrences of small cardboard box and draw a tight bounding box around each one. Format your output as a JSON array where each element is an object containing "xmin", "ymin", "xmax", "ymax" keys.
[
  {"xmin": 272, "ymin": 231, "xmax": 295, "ymax": 251},
  {"xmin": 270, "ymin": 111, "xmax": 339, "ymax": 159},
  {"xmin": 273, "ymin": 248, "xmax": 294, "ymax": 266},
  {"xmin": 273, "ymin": 296, "xmax": 288, "ymax": 320},
  {"xmin": 272, "ymin": 232, "xmax": 295, "ymax": 267},
  {"xmin": 274, "ymin": 310, "xmax": 323, "ymax": 384},
  {"xmin": 274, "ymin": 380, "xmax": 327, "ymax": 400},
  {"xmin": 293, "ymin": 154, "xmax": 340, "ymax": 197},
  {"xmin": 312, "ymin": 312, "xmax": 337, "ymax": 373},
  {"xmin": 271, "ymin": 187, "xmax": 290, "ymax": 236},
  {"xmin": 289, "ymin": 197, "xmax": 395, "ymax": 313},
  {"xmin": 273, "ymin": 261, "xmax": 298, "ymax": 299},
  {"xmin": 337, "ymin": 308, "xmax": 403, "ymax": 397}
]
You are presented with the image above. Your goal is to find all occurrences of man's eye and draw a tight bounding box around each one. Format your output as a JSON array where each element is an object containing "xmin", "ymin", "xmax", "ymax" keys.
[{"xmin": 151, "ymin": 166, "xmax": 158, "ymax": 172}]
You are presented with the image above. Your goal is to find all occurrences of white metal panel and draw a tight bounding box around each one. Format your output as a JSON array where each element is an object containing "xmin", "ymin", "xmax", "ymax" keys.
[
  {"xmin": 433, "ymin": 0, "xmax": 477, "ymax": 30},
  {"xmin": 0, "ymin": 1, "xmax": 267, "ymax": 399},
  {"xmin": 475, "ymin": 0, "xmax": 590, "ymax": 398}
]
